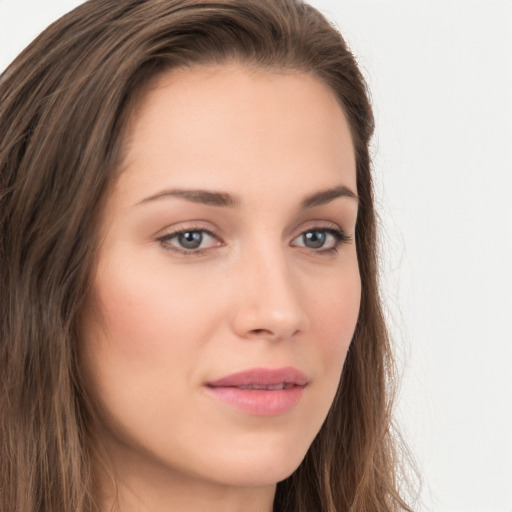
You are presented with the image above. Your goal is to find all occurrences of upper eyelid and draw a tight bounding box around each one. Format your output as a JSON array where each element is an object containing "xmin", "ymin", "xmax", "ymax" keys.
[
  {"xmin": 156, "ymin": 224, "xmax": 349, "ymax": 253},
  {"xmin": 155, "ymin": 220, "xmax": 348, "ymax": 240},
  {"xmin": 292, "ymin": 226, "xmax": 344, "ymax": 239},
  {"xmin": 156, "ymin": 228, "xmax": 221, "ymax": 255},
  {"xmin": 155, "ymin": 221, "xmax": 220, "ymax": 237},
  {"xmin": 157, "ymin": 227, "xmax": 220, "ymax": 243},
  {"xmin": 291, "ymin": 227, "xmax": 349, "ymax": 246},
  {"xmin": 291, "ymin": 221, "xmax": 346, "ymax": 237}
]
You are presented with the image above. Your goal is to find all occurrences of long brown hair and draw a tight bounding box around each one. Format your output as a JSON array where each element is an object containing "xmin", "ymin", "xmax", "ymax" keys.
[{"xmin": 0, "ymin": 1, "xmax": 414, "ymax": 511}]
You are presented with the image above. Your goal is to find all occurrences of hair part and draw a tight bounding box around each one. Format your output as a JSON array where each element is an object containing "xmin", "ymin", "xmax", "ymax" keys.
[{"xmin": 0, "ymin": 1, "xmax": 414, "ymax": 511}]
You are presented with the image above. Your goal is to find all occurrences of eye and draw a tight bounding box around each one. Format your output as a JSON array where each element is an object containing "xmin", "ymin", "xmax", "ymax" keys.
[
  {"xmin": 292, "ymin": 227, "xmax": 349, "ymax": 252},
  {"xmin": 157, "ymin": 229, "xmax": 221, "ymax": 253}
]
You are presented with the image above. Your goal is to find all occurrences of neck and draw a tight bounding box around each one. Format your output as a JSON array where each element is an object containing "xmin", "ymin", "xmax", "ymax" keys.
[
  {"xmin": 101, "ymin": 481, "xmax": 276, "ymax": 512},
  {"xmin": 92, "ymin": 439, "xmax": 276, "ymax": 512}
]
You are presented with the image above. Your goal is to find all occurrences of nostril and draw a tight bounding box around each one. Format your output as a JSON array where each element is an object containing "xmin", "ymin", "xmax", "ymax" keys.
[{"xmin": 250, "ymin": 328, "xmax": 271, "ymax": 335}]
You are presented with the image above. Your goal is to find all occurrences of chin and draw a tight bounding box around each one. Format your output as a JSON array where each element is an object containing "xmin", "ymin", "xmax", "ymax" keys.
[
  {"xmin": 191, "ymin": 433, "xmax": 311, "ymax": 488},
  {"xmin": 207, "ymin": 459, "xmax": 303, "ymax": 488}
]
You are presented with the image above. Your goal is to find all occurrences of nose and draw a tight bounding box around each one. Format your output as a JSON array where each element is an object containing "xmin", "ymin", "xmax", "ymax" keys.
[{"xmin": 229, "ymin": 244, "xmax": 309, "ymax": 342}]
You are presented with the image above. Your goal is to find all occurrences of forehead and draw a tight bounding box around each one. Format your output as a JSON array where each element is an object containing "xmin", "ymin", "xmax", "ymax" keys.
[{"xmin": 116, "ymin": 63, "xmax": 356, "ymax": 207}]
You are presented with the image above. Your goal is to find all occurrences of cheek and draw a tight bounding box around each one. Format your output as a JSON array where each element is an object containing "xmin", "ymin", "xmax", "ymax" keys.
[
  {"xmin": 313, "ymin": 262, "xmax": 361, "ymax": 348},
  {"xmin": 310, "ymin": 264, "xmax": 361, "ymax": 387},
  {"xmin": 80, "ymin": 257, "xmax": 209, "ymax": 425},
  {"xmin": 80, "ymin": 258, "xmax": 214, "ymax": 437},
  {"xmin": 93, "ymin": 273, "xmax": 170, "ymax": 359},
  {"xmin": 88, "ymin": 253, "xmax": 216, "ymax": 364}
]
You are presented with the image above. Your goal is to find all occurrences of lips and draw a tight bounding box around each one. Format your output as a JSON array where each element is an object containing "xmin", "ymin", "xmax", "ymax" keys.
[
  {"xmin": 205, "ymin": 367, "xmax": 308, "ymax": 416},
  {"xmin": 237, "ymin": 383, "xmax": 292, "ymax": 390},
  {"xmin": 207, "ymin": 367, "xmax": 308, "ymax": 388}
]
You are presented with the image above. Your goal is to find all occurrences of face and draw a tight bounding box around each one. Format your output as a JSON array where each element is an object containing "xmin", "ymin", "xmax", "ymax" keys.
[{"xmin": 82, "ymin": 64, "xmax": 360, "ymax": 499}]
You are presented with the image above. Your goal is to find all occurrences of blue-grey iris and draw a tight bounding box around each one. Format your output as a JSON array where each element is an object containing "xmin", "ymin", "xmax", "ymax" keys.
[
  {"xmin": 179, "ymin": 231, "xmax": 203, "ymax": 249},
  {"xmin": 303, "ymin": 231, "xmax": 326, "ymax": 248}
]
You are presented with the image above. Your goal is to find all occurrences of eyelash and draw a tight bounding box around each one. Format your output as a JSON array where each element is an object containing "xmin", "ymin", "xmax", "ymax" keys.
[
  {"xmin": 156, "ymin": 226, "xmax": 221, "ymax": 255},
  {"xmin": 291, "ymin": 226, "xmax": 351, "ymax": 254},
  {"xmin": 156, "ymin": 224, "xmax": 351, "ymax": 256}
]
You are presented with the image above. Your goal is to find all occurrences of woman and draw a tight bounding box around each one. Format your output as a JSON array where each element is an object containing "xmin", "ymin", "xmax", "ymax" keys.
[{"xmin": 0, "ymin": 0, "xmax": 413, "ymax": 511}]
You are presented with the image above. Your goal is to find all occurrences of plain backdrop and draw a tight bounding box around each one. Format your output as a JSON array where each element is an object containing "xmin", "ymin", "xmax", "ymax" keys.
[{"xmin": 1, "ymin": 1, "xmax": 511, "ymax": 511}]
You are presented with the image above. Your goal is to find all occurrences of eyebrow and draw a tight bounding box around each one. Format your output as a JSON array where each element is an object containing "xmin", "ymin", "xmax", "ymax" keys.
[
  {"xmin": 136, "ymin": 188, "xmax": 239, "ymax": 207},
  {"xmin": 135, "ymin": 185, "xmax": 358, "ymax": 209},
  {"xmin": 300, "ymin": 185, "xmax": 358, "ymax": 209}
]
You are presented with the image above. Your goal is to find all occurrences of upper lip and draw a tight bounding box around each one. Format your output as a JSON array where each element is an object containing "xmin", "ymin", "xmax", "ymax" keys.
[{"xmin": 206, "ymin": 367, "xmax": 308, "ymax": 388}]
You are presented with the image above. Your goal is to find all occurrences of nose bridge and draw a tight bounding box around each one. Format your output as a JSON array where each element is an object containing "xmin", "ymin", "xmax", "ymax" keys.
[{"xmin": 230, "ymin": 234, "xmax": 309, "ymax": 340}]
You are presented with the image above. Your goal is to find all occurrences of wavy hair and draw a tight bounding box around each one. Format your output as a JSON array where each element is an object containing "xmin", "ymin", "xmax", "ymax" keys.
[{"xmin": 0, "ymin": 1, "xmax": 413, "ymax": 510}]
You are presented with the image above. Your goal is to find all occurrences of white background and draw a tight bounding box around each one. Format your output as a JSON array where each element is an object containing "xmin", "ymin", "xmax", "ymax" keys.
[{"xmin": 1, "ymin": 1, "xmax": 511, "ymax": 511}]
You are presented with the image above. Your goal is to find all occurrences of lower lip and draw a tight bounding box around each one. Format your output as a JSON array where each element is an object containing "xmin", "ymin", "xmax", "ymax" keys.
[{"xmin": 205, "ymin": 385, "xmax": 305, "ymax": 416}]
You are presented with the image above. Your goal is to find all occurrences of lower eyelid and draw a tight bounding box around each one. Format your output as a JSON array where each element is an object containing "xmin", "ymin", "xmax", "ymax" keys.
[
  {"xmin": 291, "ymin": 227, "xmax": 349, "ymax": 250},
  {"xmin": 156, "ymin": 225, "xmax": 350, "ymax": 253},
  {"xmin": 157, "ymin": 228, "xmax": 221, "ymax": 251}
]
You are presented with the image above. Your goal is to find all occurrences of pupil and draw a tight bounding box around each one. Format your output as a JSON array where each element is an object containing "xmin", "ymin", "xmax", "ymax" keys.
[
  {"xmin": 304, "ymin": 231, "xmax": 325, "ymax": 248},
  {"xmin": 179, "ymin": 231, "xmax": 203, "ymax": 249}
]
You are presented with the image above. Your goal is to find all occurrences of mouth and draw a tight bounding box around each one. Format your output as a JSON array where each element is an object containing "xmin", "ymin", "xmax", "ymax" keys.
[
  {"xmin": 207, "ymin": 366, "xmax": 308, "ymax": 388},
  {"xmin": 236, "ymin": 383, "xmax": 295, "ymax": 390},
  {"xmin": 205, "ymin": 367, "xmax": 308, "ymax": 416}
]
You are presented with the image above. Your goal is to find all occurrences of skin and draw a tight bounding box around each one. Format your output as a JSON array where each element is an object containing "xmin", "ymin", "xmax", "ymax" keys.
[{"xmin": 81, "ymin": 63, "xmax": 361, "ymax": 512}]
